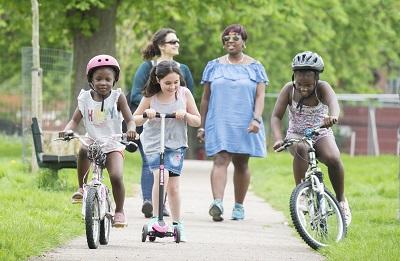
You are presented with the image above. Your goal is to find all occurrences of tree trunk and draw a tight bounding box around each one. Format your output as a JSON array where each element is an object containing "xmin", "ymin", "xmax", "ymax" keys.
[{"xmin": 70, "ymin": 1, "xmax": 119, "ymax": 116}]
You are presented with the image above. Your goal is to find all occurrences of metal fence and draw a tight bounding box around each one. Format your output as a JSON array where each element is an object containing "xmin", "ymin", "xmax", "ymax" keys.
[
  {"xmin": 20, "ymin": 47, "xmax": 73, "ymax": 161},
  {"xmin": 1, "ymin": 53, "xmax": 399, "ymax": 159},
  {"xmin": 189, "ymin": 94, "xmax": 400, "ymax": 159}
]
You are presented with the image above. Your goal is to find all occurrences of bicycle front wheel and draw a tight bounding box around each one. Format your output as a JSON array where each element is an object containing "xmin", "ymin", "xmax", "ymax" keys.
[
  {"xmin": 290, "ymin": 181, "xmax": 347, "ymax": 250},
  {"xmin": 85, "ymin": 187, "xmax": 100, "ymax": 249}
]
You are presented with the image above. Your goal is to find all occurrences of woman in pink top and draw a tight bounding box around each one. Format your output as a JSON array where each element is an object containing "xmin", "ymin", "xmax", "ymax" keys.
[{"xmin": 270, "ymin": 51, "xmax": 351, "ymax": 227}]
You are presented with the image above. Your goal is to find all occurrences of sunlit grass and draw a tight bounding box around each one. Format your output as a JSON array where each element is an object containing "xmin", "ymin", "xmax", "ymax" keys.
[{"xmin": 251, "ymin": 153, "xmax": 400, "ymax": 260}]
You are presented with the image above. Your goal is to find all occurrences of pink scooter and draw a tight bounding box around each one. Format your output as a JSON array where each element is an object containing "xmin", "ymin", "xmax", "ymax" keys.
[{"xmin": 141, "ymin": 112, "xmax": 181, "ymax": 243}]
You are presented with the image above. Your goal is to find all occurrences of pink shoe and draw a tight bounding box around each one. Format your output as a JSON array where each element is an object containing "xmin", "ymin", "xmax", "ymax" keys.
[{"xmin": 113, "ymin": 212, "xmax": 128, "ymax": 228}]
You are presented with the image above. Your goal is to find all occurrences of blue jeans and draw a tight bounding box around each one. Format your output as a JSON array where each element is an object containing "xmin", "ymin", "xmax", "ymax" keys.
[{"xmin": 138, "ymin": 139, "xmax": 153, "ymax": 202}]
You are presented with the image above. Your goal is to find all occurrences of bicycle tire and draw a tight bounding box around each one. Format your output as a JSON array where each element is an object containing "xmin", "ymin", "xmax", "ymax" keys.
[
  {"xmin": 290, "ymin": 180, "xmax": 347, "ymax": 249},
  {"xmin": 85, "ymin": 187, "xmax": 100, "ymax": 249},
  {"xmin": 100, "ymin": 194, "xmax": 111, "ymax": 245}
]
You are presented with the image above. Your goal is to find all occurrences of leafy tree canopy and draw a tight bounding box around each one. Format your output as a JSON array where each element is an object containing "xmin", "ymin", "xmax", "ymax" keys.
[{"xmin": 1, "ymin": 0, "xmax": 399, "ymax": 95}]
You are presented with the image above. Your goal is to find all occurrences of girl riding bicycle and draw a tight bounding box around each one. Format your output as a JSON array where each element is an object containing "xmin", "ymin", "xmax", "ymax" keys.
[
  {"xmin": 270, "ymin": 51, "xmax": 351, "ymax": 226},
  {"xmin": 59, "ymin": 54, "xmax": 136, "ymax": 227},
  {"xmin": 133, "ymin": 60, "xmax": 201, "ymax": 241}
]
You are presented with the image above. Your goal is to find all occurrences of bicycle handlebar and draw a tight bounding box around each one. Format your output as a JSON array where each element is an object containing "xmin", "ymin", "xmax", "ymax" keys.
[
  {"xmin": 275, "ymin": 126, "xmax": 327, "ymax": 152},
  {"xmin": 142, "ymin": 112, "xmax": 176, "ymax": 118},
  {"xmin": 55, "ymin": 132, "xmax": 137, "ymax": 149}
]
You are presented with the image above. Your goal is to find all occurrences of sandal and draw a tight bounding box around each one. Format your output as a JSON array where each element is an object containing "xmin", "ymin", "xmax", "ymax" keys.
[{"xmin": 71, "ymin": 188, "xmax": 84, "ymax": 204}]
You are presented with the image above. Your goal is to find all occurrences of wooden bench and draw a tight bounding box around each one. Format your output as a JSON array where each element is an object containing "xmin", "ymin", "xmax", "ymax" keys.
[{"xmin": 31, "ymin": 117, "xmax": 77, "ymax": 171}]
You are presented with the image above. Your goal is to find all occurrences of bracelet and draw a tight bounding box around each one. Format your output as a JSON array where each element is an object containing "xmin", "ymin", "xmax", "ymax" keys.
[
  {"xmin": 198, "ymin": 128, "xmax": 205, "ymax": 132},
  {"xmin": 253, "ymin": 117, "xmax": 262, "ymax": 124}
]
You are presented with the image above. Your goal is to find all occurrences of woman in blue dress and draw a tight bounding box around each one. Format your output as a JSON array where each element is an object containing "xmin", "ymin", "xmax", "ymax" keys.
[{"xmin": 197, "ymin": 24, "xmax": 269, "ymax": 222}]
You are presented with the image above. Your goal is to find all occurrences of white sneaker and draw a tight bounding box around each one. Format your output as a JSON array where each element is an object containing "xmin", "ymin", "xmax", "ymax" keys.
[{"xmin": 339, "ymin": 198, "xmax": 352, "ymax": 227}]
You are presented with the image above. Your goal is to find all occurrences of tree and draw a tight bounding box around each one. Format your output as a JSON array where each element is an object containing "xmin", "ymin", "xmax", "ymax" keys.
[
  {"xmin": 1, "ymin": 0, "xmax": 399, "ymax": 98},
  {"xmin": 116, "ymin": 0, "xmax": 400, "ymax": 93},
  {"xmin": 0, "ymin": 0, "xmax": 122, "ymax": 115}
]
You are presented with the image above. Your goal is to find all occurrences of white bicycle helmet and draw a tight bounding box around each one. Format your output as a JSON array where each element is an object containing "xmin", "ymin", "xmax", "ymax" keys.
[{"xmin": 292, "ymin": 51, "xmax": 324, "ymax": 72}]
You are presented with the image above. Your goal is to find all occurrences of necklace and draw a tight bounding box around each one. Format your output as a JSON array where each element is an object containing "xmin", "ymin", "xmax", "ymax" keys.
[{"xmin": 227, "ymin": 54, "xmax": 244, "ymax": 64}]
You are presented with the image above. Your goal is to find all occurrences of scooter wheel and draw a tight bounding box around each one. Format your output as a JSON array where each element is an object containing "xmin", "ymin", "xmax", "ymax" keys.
[
  {"xmin": 149, "ymin": 236, "xmax": 156, "ymax": 242},
  {"xmin": 141, "ymin": 224, "xmax": 148, "ymax": 242},
  {"xmin": 174, "ymin": 226, "xmax": 181, "ymax": 243}
]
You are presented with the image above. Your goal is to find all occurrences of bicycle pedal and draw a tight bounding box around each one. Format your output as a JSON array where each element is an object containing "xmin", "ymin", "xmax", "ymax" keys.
[{"xmin": 105, "ymin": 212, "xmax": 113, "ymax": 219}]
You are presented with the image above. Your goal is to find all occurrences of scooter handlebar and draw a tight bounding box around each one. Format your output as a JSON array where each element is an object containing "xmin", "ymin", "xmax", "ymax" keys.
[{"xmin": 142, "ymin": 112, "xmax": 176, "ymax": 118}]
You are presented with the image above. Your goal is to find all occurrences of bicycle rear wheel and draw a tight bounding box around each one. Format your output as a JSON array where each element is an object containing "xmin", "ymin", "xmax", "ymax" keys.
[
  {"xmin": 100, "ymin": 193, "xmax": 111, "ymax": 245},
  {"xmin": 290, "ymin": 180, "xmax": 346, "ymax": 249},
  {"xmin": 85, "ymin": 187, "xmax": 100, "ymax": 249}
]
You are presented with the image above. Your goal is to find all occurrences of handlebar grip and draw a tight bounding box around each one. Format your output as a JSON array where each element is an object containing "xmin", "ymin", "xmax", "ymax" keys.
[
  {"xmin": 143, "ymin": 112, "xmax": 176, "ymax": 118},
  {"xmin": 275, "ymin": 145, "xmax": 287, "ymax": 152},
  {"xmin": 61, "ymin": 131, "xmax": 75, "ymax": 141}
]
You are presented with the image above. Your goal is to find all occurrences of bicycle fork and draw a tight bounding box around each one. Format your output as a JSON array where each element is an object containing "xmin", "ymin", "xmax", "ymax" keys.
[
  {"xmin": 81, "ymin": 165, "xmax": 110, "ymax": 219},
  {"xmin": 310, "ymin": 171, "xmax": 328, "ymax": 233}
]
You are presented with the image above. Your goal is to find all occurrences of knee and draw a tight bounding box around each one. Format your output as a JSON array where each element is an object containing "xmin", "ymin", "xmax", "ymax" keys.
[
  {"xmin": 323, "ymin": 155, "xmax": 342, "ymax": 168},
  {"xmin": 292, "ymin": 144, "xmax": 308, "ymax": 157},
  {"xmin": 168, "ymin": 183, "xmax": 179, "ymax": 197},
  {"xmin": 213, "ymin": 153, "xmax": 230, "ymax": 168},
  {"xmin": 110, "ymin": 172, "xmax": 123, "ymax": 184},
  {"xmin": 233, "ymin": 162, "xmax": 248, "ymax": 173}
]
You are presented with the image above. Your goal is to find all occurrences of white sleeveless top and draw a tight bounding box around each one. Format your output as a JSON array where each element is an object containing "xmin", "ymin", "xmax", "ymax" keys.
[
  {"xmin": 78, "ymin": 88, "xmax": 125, "ymax": 153},
  {"xmin": 141, "ymin": 87, "xmax": 188, "ymax": 155}
]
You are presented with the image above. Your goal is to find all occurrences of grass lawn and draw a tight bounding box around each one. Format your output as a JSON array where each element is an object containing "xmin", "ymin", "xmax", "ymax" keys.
[
  {"xmin": 0, "ymin": 135, "xmax": 141, "ymax": 261},
  {"xmin": 1, "ymin": 133, "xmax": 399, "ymax": 260},
  {"xmin": 251, "ymin": 152, "xmax": 400, "ymax": 260}
]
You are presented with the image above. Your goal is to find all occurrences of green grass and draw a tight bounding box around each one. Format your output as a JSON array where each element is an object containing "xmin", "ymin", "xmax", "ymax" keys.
[
  {"xmin": 1, "ymin": 134, "xmax": 399, "ymax": 260},
  {"xmin": 0, "ymin": 135, "xmax": 141, "ymax": 261},
  {"xmin": 251, "ymin": 152, "xmax": 400, "ymax": 260}
]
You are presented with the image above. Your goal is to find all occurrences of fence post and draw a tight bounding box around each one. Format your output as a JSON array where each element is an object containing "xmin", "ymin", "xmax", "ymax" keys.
[
  {"xmin": 31, "ymin": 0, "xmax": 43, "ymax": 171},
  {"xmin": 367, "ymin": 100, "xmax": 379, "ymax": 156},
  {"xmin": 350, "ymin": 131, "xmax": 356, "ymax": 157}
]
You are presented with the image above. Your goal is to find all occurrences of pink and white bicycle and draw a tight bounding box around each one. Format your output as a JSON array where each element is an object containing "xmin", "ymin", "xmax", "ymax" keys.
[{"xmin": 57, "ymin": 132, "xmax": 136, "ymax": 249}]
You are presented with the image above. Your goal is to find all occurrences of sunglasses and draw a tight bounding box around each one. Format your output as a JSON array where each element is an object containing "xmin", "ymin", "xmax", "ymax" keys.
[
  {"xmin": 164, "ymin": 40, "xmax": 180, "ymax": 45},
  {"xmin": 223, "ymin": 35, "xmax": 241, "ymax": 42}
]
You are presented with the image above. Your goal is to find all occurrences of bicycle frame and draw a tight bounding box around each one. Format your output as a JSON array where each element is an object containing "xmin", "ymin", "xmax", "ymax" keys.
[
  {"xmin": 277, "ymin": 127, "xmax": 329, "ymax": 226},
  {"xmin": 82, "ymin": 158, "xmax": 109, "ymax": 218},
  {"xmin": 56, "ymin": 133, "xmax": 136, "ymax": 248},
  {"xmin": 277, "ymin": 126, "xmax": 346, "ymax": 249},
  {"xmin": 302, "ymin": 138, "xmax": 327, "ymax": 220},
  {"xmin": 63, "ymin": 136, "xmax": 109, "ymax": 220},
  {"xmin": 58, "ymin": 134, "xmax": 133, "ymax": 218}
]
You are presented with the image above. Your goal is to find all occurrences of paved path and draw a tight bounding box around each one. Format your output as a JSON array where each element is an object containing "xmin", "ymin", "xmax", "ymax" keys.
[{"xmin": 31, "ymin": 160, "xmax": 323, "ymax": 261}]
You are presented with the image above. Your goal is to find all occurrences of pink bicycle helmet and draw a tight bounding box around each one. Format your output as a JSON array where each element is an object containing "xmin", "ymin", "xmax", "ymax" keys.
[{"xmin": 86, "ymin": 54, "xmax": 120, "ymax": 82}]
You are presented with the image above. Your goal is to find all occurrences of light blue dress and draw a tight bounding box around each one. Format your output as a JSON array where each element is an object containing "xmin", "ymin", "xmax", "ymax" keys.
[{"xmin": 201, "ymin": 59, "xmax": 269, "ymax": 157}]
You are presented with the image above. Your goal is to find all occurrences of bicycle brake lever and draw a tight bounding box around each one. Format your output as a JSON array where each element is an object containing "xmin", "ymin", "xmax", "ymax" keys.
[
  {"xmin": 275, "ymin": 143, "xmax": 288, "ymax": 152},
  {"xmin": 275, "ymin": 146, "xmax": 286, "ymax": 152}
]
